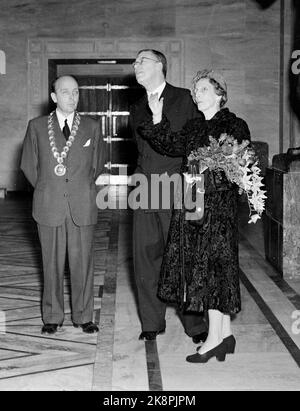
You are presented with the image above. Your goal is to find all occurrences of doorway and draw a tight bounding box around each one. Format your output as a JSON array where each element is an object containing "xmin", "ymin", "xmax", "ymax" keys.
[{"xmin": 48, "ymin": 59, "xmax": 144, "ymax": 183}]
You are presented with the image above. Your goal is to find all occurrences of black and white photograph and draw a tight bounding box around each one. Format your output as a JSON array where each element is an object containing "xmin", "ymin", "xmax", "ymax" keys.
[{"xmin": 0, "ymin": 0, "xmax": 299, "ymax": 393}]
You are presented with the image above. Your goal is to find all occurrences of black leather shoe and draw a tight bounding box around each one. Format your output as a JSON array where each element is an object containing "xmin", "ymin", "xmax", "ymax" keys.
[
  {"xmin": 139, "ymin": 329, "xmax": 165, "ymax": 341},
  {"xmin": 192, "ymin": 331, "xmax": 208, "ymax": 344},
  {"xmin": 186, "ymin": 341, "xmax": 227, "ymax": 363},
  {"xmin": 223, "ymin": 335, "xmax": 236, "ymax": 354},
  {"xmin": 73, "ymin": 321, "xmax": 99, "ymax": 334},
  {"xmin": 41, "ymin": 323, "xmax": 59, "ymax": 334}
]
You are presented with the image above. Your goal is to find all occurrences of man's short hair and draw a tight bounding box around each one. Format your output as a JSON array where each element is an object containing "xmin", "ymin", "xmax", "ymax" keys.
[
  {"xmin": 51, "ymin": 75, "xmax": 78, "ymax": 93},
  {"xmin": 137, "ymin": 49, "xmax": 167, "ymax": 78}
]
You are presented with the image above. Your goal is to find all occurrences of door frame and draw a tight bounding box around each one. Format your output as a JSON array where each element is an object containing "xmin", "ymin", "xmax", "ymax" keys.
[
  {"xmin": 68, "ymin": 71, "xmax": 141, "ymax": 183},
  {"xmin": 27, "ymin": 37, "xmax": 185, "ymax": 121}
]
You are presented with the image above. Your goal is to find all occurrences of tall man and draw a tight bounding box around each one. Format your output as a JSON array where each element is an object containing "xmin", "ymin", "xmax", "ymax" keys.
[
  {"xmin": 21, "ymin": 75, "xmax": 105, "ymax": 334},
  {"xmin": 130, "ymin": 49, "xmax": 208, "ymax": 341}
]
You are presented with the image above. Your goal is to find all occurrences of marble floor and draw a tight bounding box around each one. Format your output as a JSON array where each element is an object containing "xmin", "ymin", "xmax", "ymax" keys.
[{"xmin": 0, "ymin": 189, "xmax": 299, "ymax": 391}]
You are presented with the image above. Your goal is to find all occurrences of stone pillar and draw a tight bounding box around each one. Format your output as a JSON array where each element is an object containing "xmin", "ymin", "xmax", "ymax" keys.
[
  {"xmin": 283, "ymin": 171, "xmax": 300, "ymax": 278},
  {"xmin": 290, "ymin": 0, "xmax": 300, "ymax": 149},
  {"xmin": 265, "ymin": 164, "xmax": 300, "ymax": 279}
]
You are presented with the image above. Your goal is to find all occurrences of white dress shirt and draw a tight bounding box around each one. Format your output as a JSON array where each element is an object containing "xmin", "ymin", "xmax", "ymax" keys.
[
  {"xmin": 147, "ymin": 81, "xmax": 166, "ymax": 100},
  {"xmin": 56, "ymin": 109, "xmax": 74, "ymax": 132}
]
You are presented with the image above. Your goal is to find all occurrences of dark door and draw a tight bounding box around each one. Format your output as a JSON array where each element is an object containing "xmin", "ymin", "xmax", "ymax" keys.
[{"xmin": 76, "ymin": 74, "xmax": 143, "ymax": 183}]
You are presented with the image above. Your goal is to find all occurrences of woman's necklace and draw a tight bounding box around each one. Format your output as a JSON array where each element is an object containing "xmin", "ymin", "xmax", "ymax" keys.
[{"xmin": 48, "ymin": 111, "xmax": 81, "ymax": 176}]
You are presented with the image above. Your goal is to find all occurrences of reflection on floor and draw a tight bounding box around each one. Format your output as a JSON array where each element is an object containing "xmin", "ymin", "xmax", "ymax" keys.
[{"xmin": 0, "ymin": 188, "xmax": 299, "ymax": 391}]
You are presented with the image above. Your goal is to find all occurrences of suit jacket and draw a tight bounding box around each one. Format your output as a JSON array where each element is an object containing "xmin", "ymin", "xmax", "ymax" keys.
[
  {"xmin": 21, "ymin": 113, "xmax": 105, "ymax": 227},
  {"xmin": 130, "ymin": 82, "xmax": 201, "ymax": 211}
]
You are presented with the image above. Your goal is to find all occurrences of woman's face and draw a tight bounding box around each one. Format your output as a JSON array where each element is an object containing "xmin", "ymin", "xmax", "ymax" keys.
[{"xmin": 193, "ymin": 78, "xmax": 221, "ymax": 113}]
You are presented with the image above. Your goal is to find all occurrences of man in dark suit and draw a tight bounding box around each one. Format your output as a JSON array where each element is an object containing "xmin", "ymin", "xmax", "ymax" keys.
[
  {"xmin": 130, "ymin": 49, "xmax": 208, "ymax": 342},
  {"xmin": 21, "ymin": 75, "xmax": 105, "ymax": 335}
]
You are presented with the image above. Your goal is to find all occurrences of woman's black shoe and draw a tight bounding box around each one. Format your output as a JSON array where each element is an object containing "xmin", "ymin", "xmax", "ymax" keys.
[
  {"xmin": 223, "ymin": 335, "xmax": 236, "ymax": 354},
  {"xmin": 186, "ymin": 341, "xmax": 227, "ymax": 363}
]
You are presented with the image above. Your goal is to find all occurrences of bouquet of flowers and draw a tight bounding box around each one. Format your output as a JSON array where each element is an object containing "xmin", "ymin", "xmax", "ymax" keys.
[{"xmin": 187, "ymin": 134, "xmax": 267, "ymax": 224}]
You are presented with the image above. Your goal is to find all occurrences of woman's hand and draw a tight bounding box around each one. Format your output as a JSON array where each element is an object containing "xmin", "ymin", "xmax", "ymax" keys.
[{"xmin": 148, "ymin": 93, "xmax": 164, "ymax": 124}]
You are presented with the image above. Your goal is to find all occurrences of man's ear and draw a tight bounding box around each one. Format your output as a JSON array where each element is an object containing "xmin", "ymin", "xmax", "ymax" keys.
[
  {"xmin": 51, "ymin": 92, "xmax": 57, "ymax": 104},
  {"xmin": 157, "ymin": 61, "xmax": 163, "ymax": 72}
]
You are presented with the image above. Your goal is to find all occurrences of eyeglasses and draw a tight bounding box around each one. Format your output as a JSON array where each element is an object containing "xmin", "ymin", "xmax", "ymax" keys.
[{"xmin": 132, "ymin": 56, "xmax": 160, "ymax": 68}]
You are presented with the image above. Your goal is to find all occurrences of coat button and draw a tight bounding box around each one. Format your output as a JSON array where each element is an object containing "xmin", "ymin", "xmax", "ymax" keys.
[{"xmin": 65, "ymin": 178, "xmax": 69, "ymax": 182}]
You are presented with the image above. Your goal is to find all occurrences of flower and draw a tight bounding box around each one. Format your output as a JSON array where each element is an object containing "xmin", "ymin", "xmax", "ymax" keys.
[{"xmin": 187, "ymin": 134, "xmax": 267, "ymax": 224}]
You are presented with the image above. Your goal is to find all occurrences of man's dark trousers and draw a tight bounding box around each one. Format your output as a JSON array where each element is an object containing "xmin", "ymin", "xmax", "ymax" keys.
[
  {"xmin": 133, "ymin": 208, "xmax": 206, "ymax": 336},
  {"xmin": 38, "ymin": 203, "xmax": 95, "ymax": 325}
]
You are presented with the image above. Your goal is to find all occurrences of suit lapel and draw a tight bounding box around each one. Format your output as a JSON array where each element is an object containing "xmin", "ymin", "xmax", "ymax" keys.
[
  {"xmin": 134, "ymin": 84, "xmax": 174, "ymax": 125},
  {"xmin": 161, "ymin": 83, "xmax": 176, "ymax": 115},
  {"xmin": 72, "ymin": 113, "xmax": 84, "ymax": 147},
  {"xmin": 135, "ymin": 94, "xmax": 151, "ymax": 124}
]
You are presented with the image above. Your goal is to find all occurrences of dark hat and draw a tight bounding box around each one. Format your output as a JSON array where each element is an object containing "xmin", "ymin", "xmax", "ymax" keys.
[{"xmin": 204, "ymin": 69, "xmax": 227, "ymax": 92}]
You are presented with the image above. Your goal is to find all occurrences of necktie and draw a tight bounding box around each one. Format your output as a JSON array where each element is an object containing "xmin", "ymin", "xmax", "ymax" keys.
[{"xmin": 62, "ymin": 119, "xmax": 71, "ymax": 140}]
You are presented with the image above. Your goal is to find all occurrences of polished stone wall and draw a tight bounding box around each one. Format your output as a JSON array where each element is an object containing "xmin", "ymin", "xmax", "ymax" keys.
[
  {"xmin": 283, "ymin": 172, "xmax": 300, "ymax": 278},
  {"xmin": 0, "ymin": 0, "xmax": 285, "ymax": 189}
]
